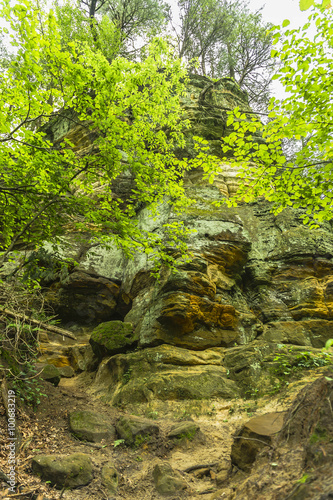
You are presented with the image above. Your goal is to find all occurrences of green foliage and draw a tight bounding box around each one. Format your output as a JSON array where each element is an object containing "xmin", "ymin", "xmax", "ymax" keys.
[
  {"xmin": 0, "ymin": 0, "xmax": 219, "ymax": 272},
  {"xmin": 11, "ymin": 366, "xmax": 47, "ymax": 409},
  {"xmin": 122, "ymin": 367, "xmax": 132, "ymax": 384},
  {"xmin": 54, "ymin": 0, "xmax": 122, "ymax": 61},
  {"xmin": 272, "ymin": 347, "xmax": 333, "ymax": 378},
  {"xmin": 133, "ymin": 433, "xmax": 151, "ymax": 448},
  {"xmin": 325, "ymin": 339, "xmax": 333, "ymax": 350},
  {"xmin": 113, "ymin": 438, "xmax": 125, "ymax": 447},
  {"xmin": 99, "ymin": 0, "xmax": 169, "ymax": 56},
  {"xmin": 299, "ymin": 0, "xmax": 331, "ymax": 11},
  {"xmin": 21, "ymin": 247, "xmax": 76, "ymax": 287},
  {"xmin": 220, "ymin": 5, "xmax": 333, "ymax": 224}
]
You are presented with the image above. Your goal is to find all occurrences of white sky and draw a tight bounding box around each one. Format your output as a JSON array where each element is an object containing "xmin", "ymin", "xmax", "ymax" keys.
[
  {"xmin": 247, "ymin": 0, "xmax": 314, "ymax": 99},
  {"xmin": 247, "ymin": 0, "xmax": 310, "ymax": 28}
]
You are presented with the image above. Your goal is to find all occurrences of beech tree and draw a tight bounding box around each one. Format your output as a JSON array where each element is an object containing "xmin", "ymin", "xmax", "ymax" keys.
[
  {"xmin": 0, "ymin": 0, "xmax": 218, "ymax": 270},
  {"xmin": 220, "ymin": 5, "xmax": 333, "ymax": 225}
]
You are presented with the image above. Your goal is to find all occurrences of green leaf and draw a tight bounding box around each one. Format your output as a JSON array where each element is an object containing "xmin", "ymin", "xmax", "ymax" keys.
[
  {"xmin": 299, "ymin": 0, "xmax": 314, "ymax": 10},
  {"xmin": 282, "ymin": 19, "xmax": 291, "ymax": 27}
]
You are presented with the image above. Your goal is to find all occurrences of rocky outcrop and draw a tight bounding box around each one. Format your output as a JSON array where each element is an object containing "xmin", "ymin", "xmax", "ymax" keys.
[{"xmin": 6, "ymin": 74, "xmax": 333, "ymax": 402}]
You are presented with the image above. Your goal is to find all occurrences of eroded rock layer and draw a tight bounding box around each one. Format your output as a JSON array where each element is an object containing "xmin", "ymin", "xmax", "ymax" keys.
[{"xmin": 8, "ymin": 74, "xmax": 333, "ymax": 403}]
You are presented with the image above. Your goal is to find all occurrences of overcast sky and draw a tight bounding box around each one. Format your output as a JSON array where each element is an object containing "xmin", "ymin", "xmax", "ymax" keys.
[{"xmin": 247, "ymin": 0, "xmax": 310, "ymax": 28}]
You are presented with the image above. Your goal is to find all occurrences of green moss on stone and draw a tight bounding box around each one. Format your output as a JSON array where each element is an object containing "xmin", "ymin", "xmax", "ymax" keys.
[{"xmin": 89, "ymin": 321, "xmax": 136, "ymax": 359}]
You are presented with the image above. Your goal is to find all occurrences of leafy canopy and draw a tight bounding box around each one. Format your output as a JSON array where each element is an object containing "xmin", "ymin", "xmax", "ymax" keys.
[
  {"xmin": 0, "ymin": 0, "xmax": 219, "ymax": 269},
  {"xmin": 299, "ymin": 0, "xmax": 331, "ymax": 11},
  {"xmin": 220, "ymin": 5, "xmax": 333, "ymax": 226}
]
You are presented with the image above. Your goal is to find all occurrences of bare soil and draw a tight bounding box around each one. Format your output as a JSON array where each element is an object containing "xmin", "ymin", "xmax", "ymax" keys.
[{"xmin": 0, "ymin": 367, "xmax": 332, "ymax": 500}]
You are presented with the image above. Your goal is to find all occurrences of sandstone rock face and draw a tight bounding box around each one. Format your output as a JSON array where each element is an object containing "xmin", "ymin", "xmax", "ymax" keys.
[
  {"xmin": 45, "ymin": 270, "xmax": 121, "ymax": 323},
  {"xmin": 91, "ymin": 344, "xmax": 239, "ymax": 404},
  {"xmin": 22, "ymin": 74, "xmax": 333, "ymax": 401}
]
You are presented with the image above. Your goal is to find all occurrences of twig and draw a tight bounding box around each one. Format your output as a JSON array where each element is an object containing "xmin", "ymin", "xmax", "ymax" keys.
[
  {"xmin": 233, "ymin": 436, "xmax": 273, "ymax": 448},
  {"xmin": 5, "ymin": 490, "xmax": 37, "ymax": 498}
]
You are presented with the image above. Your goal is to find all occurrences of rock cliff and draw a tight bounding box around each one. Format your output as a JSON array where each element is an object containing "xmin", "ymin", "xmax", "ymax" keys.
[
  {"xmin": 33, "ymin": 74, "xmax": 333, "ymax": 404},
  {"xmin": 1, "ymin": 74, "xmax": 333, "ymax": 500}
]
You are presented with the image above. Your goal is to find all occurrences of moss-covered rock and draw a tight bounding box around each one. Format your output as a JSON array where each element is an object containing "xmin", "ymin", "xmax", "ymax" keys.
[
  {"xmin": 167, "ymin": 421, "xmax": 200, "ymax": 440},
  {"xmin": 153, "ymin": 462, "xmax": 187, "ymax": 496},
  {"xmin": 40, "ymin": 364, "xmax": 61, "ymax": 386},
  {"xmin": 31, "ymin": 453, "xmax": 93, "ymax": 489},
  {"xmin": 89, "ymin": 320, "xmax": 136, "ymax": 360},
  {"xmin": 69, "ymin": 410, "xmax": 116, "ymax": 443},
  {"xmin": 101, "ymin": 462, "xmax": 119, "ymax": 495},
  {"xmin": 115, "ymin": 415, "xmax": 159, "ymax": 445},
  {"xmin": 91, "ymin": 344, "xmax": 240, "ymax": 404}
]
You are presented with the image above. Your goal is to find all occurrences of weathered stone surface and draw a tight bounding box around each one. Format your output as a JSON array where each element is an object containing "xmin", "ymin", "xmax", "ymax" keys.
[
  {"xmin": 101, "ymin": 463, "xmax": 119, "ymax": 495},
  {"xmin": 31, "ymin": 453, "xmax": 93, "ymax": 489},
  {"xmin": 231, "ymin": 412, "xmax": 286, "ymax": 472},
  {"xmin": 90, "ymin": 344, "xmax": 239, "ymax": 404},
  {"xmin": 32, "ymin": 74, "xmax": 333, "ymax": 403},
  {"xmin": 58, "ymin": 365, "xmax": 75, "ymax": 378},
  {"xmin": 153, "ymin": 462, "xmax": 187, "ymax": 496},
  {"xmin": 167, "ymin": 421, "xmax": 200, "ymax": 440},
  {"xmin": 45, "ymin": 271, "xmax": 120, "ymax": 323},
  {"xmin": 89, "ymin": 320, "xmax": 136, "ymax": 359},
  {"xmin": 40, "ymin": 364, "xmax": 61, "ymax": 386},
  {"xmin": 115, "ymin": 415, "xmax": 159, "ymax": 445},
  {"xmin": 69, "ymin": 410, "xmax": 116, "ymax": 443},
  {"xmin": 69, "ymin": 344, "xmax": 98, "ymax": 372}
]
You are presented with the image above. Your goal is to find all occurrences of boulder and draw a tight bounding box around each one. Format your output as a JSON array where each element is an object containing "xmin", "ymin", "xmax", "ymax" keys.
[
  {"xmin": 153, "ymin": 462, "xmax": 187, "ymax": 496},
  {"xmin": 115, "ymin": 415, "xmax": 159, "ymax": 446},
  {"xmin": 167, "ymin": 421, "xmax": 200, "ymax": 440},
  {"xmin": 40, "ymin": 364, "xmax": 61, "ymax": 386},
  {"xmin": 69, "ymin": 410, "xmax": 116, "ymax": 443},
  {"xmin": 58, "ymin": 365, "xmax": 75, "ymax": 378},
  {"xmin": 91, "ymin": 344, "xmax": 240, "ymax": 404},
  {"xmin": 101, "ymin": 462, "xmax": 119, "ymax": 495},
  {"xmin": 231, "ymin": 412, "xmax": 286, "ymax": 472},
  {"xmin": 89, "ymin": 320, "xmax": 136, "ymax": 359},
  {"xmin": 31, "ymin": 453, "xmax": 93, "ymax": 489}
]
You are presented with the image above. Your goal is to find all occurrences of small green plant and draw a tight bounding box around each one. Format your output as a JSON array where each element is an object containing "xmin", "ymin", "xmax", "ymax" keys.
[
  {"xmin": 113, "ymin": 439, "xmax": 125, "ymax": 448},
  {"xmin": 146, "ymin": 410, "xmax": 159, "ymax": 420},
  {"xmin": 273, "ymin": 348, "xmax": 333, "ymax": 377},
  {"xmin": 269, "ymin": 346, "xmax": 333, "ymax": 394},
  {"xmin": 177, "ymin": 428, "xmax": 197, "ymax": 442},
  {"xmin": 134, "ymin": 434, "xmax": 151, "ymax": 448},
  {"xmin": 122, "ymin": 368, "xmax": 132, "ymax": 384},
  {"xmin": 297, "ymin": 474, "xmax": 309, "ymax": 484},
  {"xmin": 176, "ymin": 409, "xmax": 192, "ymax": 420},
  {"xmin": 206, "ymin": 404, "xmax": 216, "ymax": 416},
  {"xmin": 325, "ymin": 339, "xmax": 333, "ymax": 350}
]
